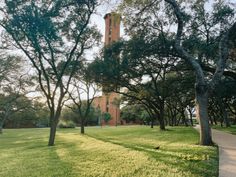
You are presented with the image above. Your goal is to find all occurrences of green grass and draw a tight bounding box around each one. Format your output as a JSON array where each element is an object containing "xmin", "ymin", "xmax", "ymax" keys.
[
  {"xmin": 0, "ymin": 126, "xmax": 218, "ymax": 177},
  {"xmin": 212, "ymin": 125, "xmax": 236, "ymax": 135}
]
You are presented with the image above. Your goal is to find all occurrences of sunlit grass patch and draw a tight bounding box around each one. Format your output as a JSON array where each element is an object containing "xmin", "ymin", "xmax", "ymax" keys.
[{"xmin": 0, "ymin": 126, "xmax": 218, "ymax": 177}]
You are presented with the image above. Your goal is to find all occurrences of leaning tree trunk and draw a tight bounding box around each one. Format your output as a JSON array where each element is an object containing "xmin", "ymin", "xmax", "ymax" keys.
[{"xmin": 195, "ymin": 84, "xmax": 212, "ymax": 145}]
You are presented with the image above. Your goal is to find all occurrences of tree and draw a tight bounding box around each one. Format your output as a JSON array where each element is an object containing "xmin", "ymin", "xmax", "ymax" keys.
[
  {"xmin": 121, "ymin": 104, "xmax": 151, "ymax": 125},
  {"xmin": 208, "ymin": 77, "xmax": 236, "ymax": 126},
  {"xmin": 120, "ymin": 0, "xmax": 236, "ymax": 145},
  {"xmin": 0, "ymin": 53, "xmax": 21, "ymax": 87},
  {"xmin": 62, "ymin": 104, "xmax": 101, "ymax": 126},
  {"xmin": 164, "ymin": 0, "xmax": 235, "ymax": 145},
  {"xmin": 0, "ymin": 0, "xmax": 100, "ymax": 146},
  {"xmin": 90, "ymin": 36, "xmax": 181, "ymax": 130},
  {"xmin": 0, "ymin": 76, "xmax": 33, "ymax": 133},
  {"xmin": 7, "ymin": 99, "xmax": 51, "ymax": 129},
  {"xmin": 164, "ymin": 70, "xmax": 195, "ymax": 126},
  {"xmin": 32, "ymin": 101, "xmax": 50, "ymax": 128},
  {"xmin": 67, "ymin": 64, "xmax": 100, "ymax": 134},
  {"xmin": 0, "ymin": 54, "xmax": 31, "ymax": 133}
]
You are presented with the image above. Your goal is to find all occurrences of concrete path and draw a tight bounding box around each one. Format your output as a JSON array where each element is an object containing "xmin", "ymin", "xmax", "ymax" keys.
[{"xmin": 211, "ymin": 129, "xmax": 236, "ymax": 177}]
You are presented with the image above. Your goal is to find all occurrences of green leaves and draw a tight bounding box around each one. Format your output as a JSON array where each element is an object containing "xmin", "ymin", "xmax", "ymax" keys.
[{"xmin": 102, "ymin": 112, "xmax": 111, "ymax": 123}]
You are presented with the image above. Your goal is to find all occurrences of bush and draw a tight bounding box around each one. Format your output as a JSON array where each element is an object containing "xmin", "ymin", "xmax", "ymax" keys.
[
  {"xmin": 58, "ymin": 120, "xmax": 76, "ymax": 128},
  {"xmin": 102, "ymin": 112, "xmax": 111, "ymax": 123}
]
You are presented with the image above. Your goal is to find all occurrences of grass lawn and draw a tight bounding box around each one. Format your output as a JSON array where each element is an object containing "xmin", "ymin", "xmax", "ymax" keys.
[
  {"xmin": 0, "ymin": 126, "xmax": 218, "ymax": 177},
  {"xmin": 212, "ymin": 125, "xmax": 236, "ymax": 135}
]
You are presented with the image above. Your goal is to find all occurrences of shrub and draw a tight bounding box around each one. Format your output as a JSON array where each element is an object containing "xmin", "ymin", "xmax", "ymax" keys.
[
  {"xmin": 102, "ymin": 112, "xmax": 111, "ymax": 123},
  {"xmin": 58, "ymin": 120, "xmax": 76, "ymax": 128}
]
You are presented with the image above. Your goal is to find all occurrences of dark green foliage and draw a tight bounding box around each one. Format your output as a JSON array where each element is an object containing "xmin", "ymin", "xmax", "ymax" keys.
[
  {"xmin": 102, "ymin": 112, "xmax": 111, "ymax": 123},
  {"xmin": 121, "ymin": 104, "xmax": 151, "ymax": 124},
  {"xmin": 3, "ymin": 99, "xmax": 50, "ymax": 128},
  {"xmin": 61, "ymin": 104, "xmax": 101, "ymax": 126}
]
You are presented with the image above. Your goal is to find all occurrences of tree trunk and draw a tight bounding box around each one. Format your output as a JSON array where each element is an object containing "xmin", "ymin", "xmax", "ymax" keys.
[
  {"xmin": 0, "ymin": 123, "xmax": 3, "ymax": 134},
  {"xmin": 211, "ymin": 111, "xmax": 218, "ymax": 125},
  {"xmin": 170, "ymin": 109, "xmax": 174, "ymax": 126},
  {"xmin": 213, "ymin": 116, "xmax": 218, "ymax": 125},
  {"xmin": 169, "ymin": 117, "xmax": 172, "ymax": 126},
  {"xmin": 222, "ymin": 103, "xmax": 230, "ymax": 127},
  {"xmin": 48, "ymin": 119, "xmax": 58, "ymax": 146},
  {"xmin": 150, "ymin": 119, "xmax": 154, "ymax": 128},
  {"xmin": 48, "ymin": 106, "xmax": 62, "ymax": 146},
  {"xmin": 173, "ymin": 110, "xmax": 177, "ymax": 126},
  {"xmin": 177, "ymin": 116, "xmax": 181, "ymax": 126},
  {"xmin": 209, "ymin": 115, "xmax": 214, "ymax": 125},
  {"xmin": 81, "ymin": 118, "xmax": 85, "ymax": 134},
  {"xmin": 223, "ymin": 110, "xmax": 230, "ymax": 127},
  {"xmin": 159, "ymin": 105, "xmax": 165, "ymax": 130},
  {"xmin": 159, "ymin": 100, "xmax": 166, "ymax": 130},
  {"xmin": 195, "ymin": 84, "xmax": 212, "ymax": 146},
  {"xmin": 218, "ymin": 98, "xmax": 230, "ymax": 127},
  {"xmin": 188, "ymin": 109, "xmax": 194, "ymax": 126},
  {"xmin": 0, "ymin": 116, "xmax": 7, "ymax": 134},
  {"xmin": 181, "ymin": 110, "xmax": 188, "ymax": 127}
]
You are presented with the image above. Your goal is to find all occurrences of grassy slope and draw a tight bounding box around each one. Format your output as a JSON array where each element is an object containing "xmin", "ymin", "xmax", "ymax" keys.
[
  {"xmin": 212, "ymin": 125, "xmax": 236, "ymax": 135},
  {"xmin": 0, "ymin": 126, "xmax": 218, "ymax": 177}
]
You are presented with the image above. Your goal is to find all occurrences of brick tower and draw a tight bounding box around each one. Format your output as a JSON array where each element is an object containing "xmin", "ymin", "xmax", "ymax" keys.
[
  {"xmin": 93, "ymin": 12, "xmax": 121, "ymax": 126},
  {"xmin": 104, "ymin": 12, "xmax": 121, "ymax": 45}
]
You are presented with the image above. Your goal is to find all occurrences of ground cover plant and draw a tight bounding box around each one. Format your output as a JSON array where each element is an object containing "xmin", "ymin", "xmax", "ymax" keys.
[{"xmin": 0, "ymin": 126, "xmax": 217, "ymax": 177}]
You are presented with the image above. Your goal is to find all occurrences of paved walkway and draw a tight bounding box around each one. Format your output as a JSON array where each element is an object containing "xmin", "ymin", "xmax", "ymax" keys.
[
  {"xmin": 211, "ymin": 129, "xmax": 236, "ymax": 177},
  {"xmin": 195, "ymin": 126, "xmax": 236, "ymax": 177}
]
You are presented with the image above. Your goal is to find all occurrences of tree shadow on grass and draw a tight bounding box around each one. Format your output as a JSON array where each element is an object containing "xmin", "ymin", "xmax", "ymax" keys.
[
  {"xmin": 0, "ymin": 131, "xmax": 75, "ymax": 177},
  {"xmin": 86, "ymin": 134, "xmax": 218, "ymax": 177}
]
